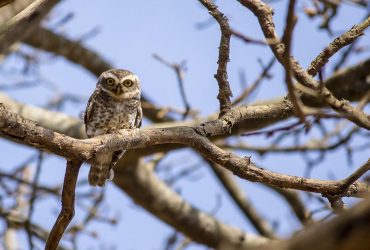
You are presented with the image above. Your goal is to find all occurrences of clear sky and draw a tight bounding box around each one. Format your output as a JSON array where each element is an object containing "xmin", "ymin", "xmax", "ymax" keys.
[{"xmin": 1, "ymin": 0, "xmax": 370, "ymax": 249}]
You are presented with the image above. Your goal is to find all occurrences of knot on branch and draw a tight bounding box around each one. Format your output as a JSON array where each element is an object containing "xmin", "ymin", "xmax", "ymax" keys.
[
  {"xmin": 222, "ymin": 118, "xmax": 233, "ymax": 133},
  {"xmin": 324, "ymin": 194, "xmax": 348, "ymax": 213},
  {"xmin": 195, "ymin": 123, "xmax": 213, "ymax": 137}
]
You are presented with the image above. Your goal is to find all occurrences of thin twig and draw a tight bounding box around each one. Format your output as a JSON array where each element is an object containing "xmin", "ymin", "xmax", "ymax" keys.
[
  {"xmin": 25, "ymin": 152, "xmax": 44, "ymax": 250},
  {"xmin": 231, "ymin": 29, "xmax": 267, "ymax": 46},
  {"xmin": 153, "ymin": 54, "xmax": 191, "ymax": 119},
  {"xmin": 282, "ymin": 0, "xmax": 306, "ymax": 124},
  {"xmin": 45, "ymin": 159, "xmax": 82, "ymax": 250},
  {"xmin": 340, "ymin": 158, "xmax": 370, "ymax": 190},
  {"xmin": 232, "ymin": 57, "xmax": 275, "ymax": 106}
]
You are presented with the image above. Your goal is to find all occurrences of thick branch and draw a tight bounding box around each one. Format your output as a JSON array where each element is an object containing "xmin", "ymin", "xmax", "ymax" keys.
[
  {"xmin": 209, "ymin": 162, "xmax": 277, "ymax": 238},
  {"xmin": 0, "ymin": 103, "xmax": 368, "ymax": 197},
  {"xmin": 0, "ymin": 0, "xmax": 15, "ymax": 8},
  {"xmin": 0, "ymin": 0, "xmax": 60, "ymax": 53},
  {"xmin": 0, "ymin": 0, "xmax": 34, "ymax": 24},
  {"xmin": 114, "ymin": 159, "xmax": 270, "ymax": 249},
  {"xmin": 259, "ymin": 196, "xmax": 370, "ymax": 250}
]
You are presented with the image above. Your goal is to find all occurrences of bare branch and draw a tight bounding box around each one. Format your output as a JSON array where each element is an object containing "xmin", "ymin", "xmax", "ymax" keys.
[
  {"xmin": 326, "ymin": 196, "xmax": 348, "ymax": 213},
  {"xmin": 209, "ymin": 162, "xmax": 277, "ymax": 238},
  {"xmin": 266, "ymin": 187, "xmax": 311, "ymax": 225},
  {"xmin": 281, "ymin": 0, "xmax": 306, "ymax": 124},
  {"xmin": 25, "ymin": 152, "xmax": 43, "ymax": 249},
  {"xmin": 114, "ymin": 158, "xmax": 270, "ymax": 249},
  {"xmin": 199, "ymin": 0, "xmax": 233, "ymax": 117},
  {"xmin": 45, "ymin": 159, "xmax": 82, "ymax": 249},
  {"xmin": 308, "ymin": 16, "xmax": 370, "ymax": 76},
  {"xmin": 1, "ymin": 103, "xmax": 369, "ymax": 197},
  {"xmin": 340, "ymin": 158, "xmax": 370, "ymax": 190},
  {"xmin": 232, "ymin": 58, "xmax": 275, "ymax": 106},
  {"xmin": 261, "ymin": 197, "xmax": 370, "ymax": 250},
  {"xmin": 153, "ymin": 54, "xmax": 192, "ymax": 119},
  {"xmin": 238, "ymin": 0, "xmax": 370, "ymax": 130},
  {"xmin": 0, "ymin": 0, "xmax": 15, "ymax": 8},
  {"xmin": 231, "ymin": 29, "xmax": 267, "ymax": 46},
  {"xmin": 0, "ymin": 0, "xmax": 60, "ymax": 53}
]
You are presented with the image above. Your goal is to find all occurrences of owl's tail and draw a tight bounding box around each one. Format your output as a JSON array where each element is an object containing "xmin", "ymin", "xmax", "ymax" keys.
[
  {"xmin": 88, "ymin": 150, "xmax": 126, "ymax": 187},
  {"xmin": 88, "ymin": 152, "xmax": 114, "ymax": 187}
]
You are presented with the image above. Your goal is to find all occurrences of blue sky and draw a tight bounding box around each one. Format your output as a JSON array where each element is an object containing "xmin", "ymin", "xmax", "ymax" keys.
[{"xmin": 1, "ymin": 0, "xmax": 370, "ymax": 249}]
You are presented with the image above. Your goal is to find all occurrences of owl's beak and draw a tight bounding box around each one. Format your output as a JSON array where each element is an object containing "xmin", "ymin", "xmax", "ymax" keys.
[{"xmin": 116, "ymin": 85, "xmax": 123, "ymax": 95}]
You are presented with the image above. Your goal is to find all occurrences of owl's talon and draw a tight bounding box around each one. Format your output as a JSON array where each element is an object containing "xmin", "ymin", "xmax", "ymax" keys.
[{"xmin": 108, "ymin": 169, "xmax": 114, "ymax": 181}]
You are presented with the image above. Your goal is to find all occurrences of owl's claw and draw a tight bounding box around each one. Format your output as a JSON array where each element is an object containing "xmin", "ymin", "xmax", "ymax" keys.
[
  {"xmin": 108, "ymin": 169, "xmax": 114, "ymax": 181},
  {"xmin": 107, "ymin": 127, "xmax": 121, "ymax": 134}
]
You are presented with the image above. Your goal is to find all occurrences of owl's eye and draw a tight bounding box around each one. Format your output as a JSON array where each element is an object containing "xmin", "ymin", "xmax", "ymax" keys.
[
  {"xmin": 123, "ymin": 80, "xmax": 133, "ymax": 87},
  {"xmin": 106, "ymin": 78, "xmax": 115, "ymax": 86}
]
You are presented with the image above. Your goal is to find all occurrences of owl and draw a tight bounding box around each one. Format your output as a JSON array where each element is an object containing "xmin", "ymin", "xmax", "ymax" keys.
[{"xmin": 84, "ymin": 69, "xmax": 142, "ymax": 187}]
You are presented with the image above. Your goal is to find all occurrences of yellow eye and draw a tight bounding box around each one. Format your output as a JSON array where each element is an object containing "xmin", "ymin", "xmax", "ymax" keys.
[
  {"xmin": 123, "ymin": 80, "xmax": 133, "ymax": 87},
  {"xmin": 106, "ymin": 78, "xmax": 115, "ymax": 86}
]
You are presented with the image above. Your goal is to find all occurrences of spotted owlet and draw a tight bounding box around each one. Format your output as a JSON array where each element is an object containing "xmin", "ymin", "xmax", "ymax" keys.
[{"xmin": 84, "ymin": 69, "xmax": 142, "ymax": 187}]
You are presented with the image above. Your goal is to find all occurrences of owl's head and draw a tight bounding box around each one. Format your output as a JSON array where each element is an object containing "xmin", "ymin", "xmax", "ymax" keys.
[{"xmin": 97, "ymin": 69, "xmax": 141, "ymax": 100}]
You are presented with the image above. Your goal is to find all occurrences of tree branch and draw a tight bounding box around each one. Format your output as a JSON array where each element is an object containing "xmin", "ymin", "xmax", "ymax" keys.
[
  {"xmin": 260, "ymin": 196, "xmax": 370, "ymax": 250},
  {"xmin": 0, "ymin": 103, "xmax": 368, "ymax": 197},
  {"xmin": 199, "ymin": 0, "xmax": 233, "ymax": 117},
  {"xmin": 0, "ymin": 0, "xmax": 60, "ymax": 53},
  {"xmin": 114, "ymin": 158, "xmax": 270, "ymax": 249},
  {"xmin": 238, "ymin": 0, "xmax": 370, "ymax": 130},
  {"xmin": 209, "ymin": 161, "xmax": 277, "ymax": 238},
  {"xmin": 307, "ymin": 16, "xmax": 370, "ymax": 76},
  {"xmin": 45, "ymin": 159, "xmax": 82, "ymax": 250}
]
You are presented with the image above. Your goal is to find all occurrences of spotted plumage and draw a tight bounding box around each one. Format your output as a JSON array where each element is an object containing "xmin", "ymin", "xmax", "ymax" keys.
[{"xmin": 84, "ymin": 69, "xmax": 142, "ymax": 187}]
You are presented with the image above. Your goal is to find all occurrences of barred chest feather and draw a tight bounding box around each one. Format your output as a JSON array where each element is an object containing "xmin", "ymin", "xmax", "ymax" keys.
[{"xmin": 86, "ymin": 92, "xmax": 139, "ymax": 137}]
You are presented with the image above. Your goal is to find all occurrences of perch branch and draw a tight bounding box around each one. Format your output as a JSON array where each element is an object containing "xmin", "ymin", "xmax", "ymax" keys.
[{"xmin": 0, "ymin": 103, "xmax": 368, "ymax": 198}]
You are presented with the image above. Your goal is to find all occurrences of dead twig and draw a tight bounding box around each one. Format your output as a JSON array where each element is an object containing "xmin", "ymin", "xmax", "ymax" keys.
[{"xmin": 153, "ymin": 54, "xmax": 191, "ymax": 119}]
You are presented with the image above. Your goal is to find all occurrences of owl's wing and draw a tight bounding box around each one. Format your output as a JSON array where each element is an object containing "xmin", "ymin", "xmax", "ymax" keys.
[
  {"xmin": 84, "ymin": 91, "xmax": 97, "ymax": 125},
  {"xmin": 135, "ymin": 106, "xmax": 143, "ymax": 128}
]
